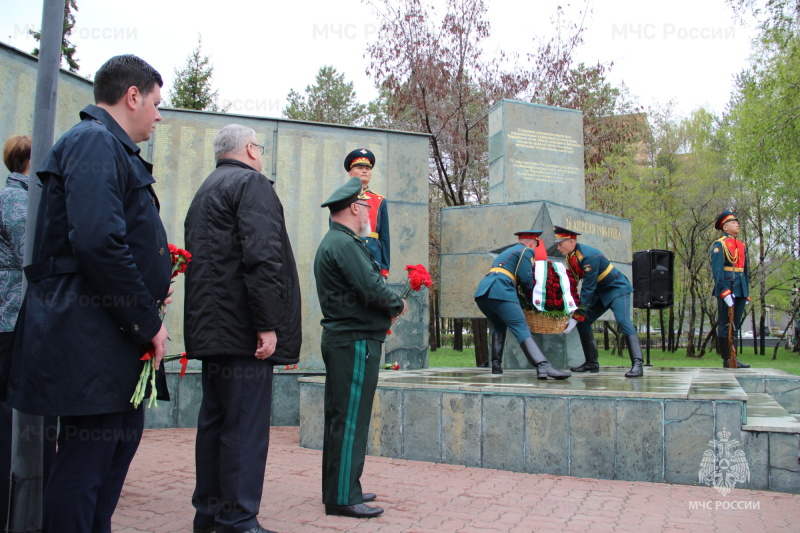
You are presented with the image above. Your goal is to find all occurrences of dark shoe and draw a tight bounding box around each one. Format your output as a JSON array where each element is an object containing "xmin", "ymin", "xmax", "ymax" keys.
[
  {"xmin": 571, "ymin": 362, "xmax": 600, "ymax": 373},
  {"xmin": 242, "ymin": 527, "xmax": 277, "ymax": 533},
  {"xmin": 572, "ymin": 329, "xmax": 600, "ymax": 372},
  {"xmin": 624, "ymin": 334, "xmax": 644, "ymax": 378},
  {"xmin": 192, "ymin": 525, "xmax": 215, "ymax": 533},
  {"xmin": 325, "ymin": 503, "xmax": 384, "ymax": 518},
  {"xmin": 724, "ymin": 358, "xmax": 751, "ymax": 368},
  {"xmin": 362, "ymin": 492, "xmax": 376, "ymax": 502},
  {"xmin": 520, "ymin": 338, "xmax": 570, "ymax": 379},
  {"xmin": 491, "ymin": 330, "xmax": 506, "ymax": 374}
]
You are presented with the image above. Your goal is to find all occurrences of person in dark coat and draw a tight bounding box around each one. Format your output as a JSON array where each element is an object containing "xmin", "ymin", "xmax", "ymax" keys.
[
  {"xmin": 184, "ymin": 124, "xmax": 301, "ymax": 533},
  {"xmin": 344, "ymin": 148, "xmax": 390, "ymax": 277},
  {"xmin": 555, "ymin": 226, "xmax": 643, "ymax": 378},
  {"xmin": 5, "ymin": 55, "xmax": 171, "ymax": 533},
  {"xmin": 711, "ymin": 210, "xmax": 750, "ymax": 368},
  {"xmin": 314, "ymin": 177, "xmax": 407, "ymax": 519},
  {"xmin": 474, "ymin": 231, "xmax": 571, "ymax": 379}
]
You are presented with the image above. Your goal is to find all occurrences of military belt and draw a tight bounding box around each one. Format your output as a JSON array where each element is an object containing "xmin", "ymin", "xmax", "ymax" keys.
[
  {"xmin": 597, "ymin": 263, "xmax": 614, "ymax": 282},
  {"xmin": 488, "ymin": 267, "xmax": 517, "ymax": 284},
  {"xmin": 724, "ymin": 266, "xmax": 744, "ymax": 272}
]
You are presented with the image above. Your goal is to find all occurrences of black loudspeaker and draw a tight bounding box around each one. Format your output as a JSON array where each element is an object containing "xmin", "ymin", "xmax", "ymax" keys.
[{"xmin": 632, "ymin": 250, "xmax": 674, "ymax": 309}]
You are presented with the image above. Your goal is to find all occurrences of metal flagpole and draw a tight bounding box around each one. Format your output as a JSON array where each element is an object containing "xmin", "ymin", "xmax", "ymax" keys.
[{"xmin": 8, "ymin": 1, "xmax": 65, "ymax": 531}]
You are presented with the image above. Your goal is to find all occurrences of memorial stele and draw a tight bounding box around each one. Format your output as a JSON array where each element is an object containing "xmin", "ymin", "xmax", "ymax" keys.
[{"xmin": 439, "ymin": 99, "xmax": 632, "ymax": 369}]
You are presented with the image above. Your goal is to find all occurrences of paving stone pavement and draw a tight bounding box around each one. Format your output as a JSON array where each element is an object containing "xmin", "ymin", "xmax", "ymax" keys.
[{"xmin": 114, "ymin": 427, "xmax": 800, "ymax": 533}]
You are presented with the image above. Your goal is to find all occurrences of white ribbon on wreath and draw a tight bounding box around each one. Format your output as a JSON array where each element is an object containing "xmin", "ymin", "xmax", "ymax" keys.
[{"xmin": 530, "ymin": 260, "xmax": 578, "ymax": 313}]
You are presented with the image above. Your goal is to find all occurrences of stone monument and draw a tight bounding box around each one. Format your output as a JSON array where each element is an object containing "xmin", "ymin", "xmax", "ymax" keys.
[{"xmin": 439, "ymin": 99, "xmax": 632, "ymax": 369}]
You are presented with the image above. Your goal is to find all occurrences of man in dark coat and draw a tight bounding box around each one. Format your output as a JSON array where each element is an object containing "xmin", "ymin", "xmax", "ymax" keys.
[
  {"xmin": 711, "ymin": 210, "xmax": 750, "ymax": 368},
  {"xmin": 474, "ymin": 231, "xmax": 571, "ymax": 379},
  {"xmin": 184, "ymin": 124, "xmax": 301, "ymax": 533},
  {"xmin": 314, "ymin": 177, "xmax": 406, "ymax": 519},
  {"xmin": 5, "ymin": 55, "xmax": 171, "ymax": 533},
  {"xmin": 555, "ymin": 226, "xmax": 643, "ymax": 378}
]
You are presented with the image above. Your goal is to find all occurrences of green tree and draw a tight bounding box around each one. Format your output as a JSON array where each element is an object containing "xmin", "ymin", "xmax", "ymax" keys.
[
  {"xmin": 725, "ymin": 6, "xmax": 800, "ymax": 356},
  {"xmin": 283, "ymin": 66, "xmax": 367, "ymax": 125},
  {"xmin": 29, "ymin": 0, "xmax": 79, "ymax": 73},
  {"xmin": 169, "ymin": 35, "xmax": 228, "ymax": 112}
]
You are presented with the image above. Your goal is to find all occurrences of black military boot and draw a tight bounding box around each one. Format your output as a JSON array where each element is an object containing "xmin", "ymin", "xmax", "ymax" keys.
[
  {"xmin": 624, "ymin": 334, "xmax": 644, "ymax": 378},
  {"xmin": 718, "ymin": 337, "xmax": 750, "ymax": 368},
  {"xmin": 491, "ymin": 330, "xmax": 506, "ymax": 374},
  {"xmin": 571, "ymin": 329, "xmax": 600, "ymax": 372},
  {"xmin": 520, "ymin": 337, "xmax": 571, "ymax": 380}
]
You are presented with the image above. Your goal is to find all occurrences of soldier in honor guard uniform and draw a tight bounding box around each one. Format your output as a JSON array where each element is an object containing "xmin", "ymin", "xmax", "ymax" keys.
[
  {"xmin": 314, "ymin": 177, "xmax": 407, "ymax": 518},
  {"xmin": 474, "ymin": 231, "xmax": 571, "ymax": 379},
  {"xmin": 711, "ymin": 210, "xmax": 751, "ymax": 368},
  {"xmin": 344, "ymin": 148, "xmax": 390, "ymax": 277},
  {"xmin": 554, "ymin": 226, "xmax": 644, "ymax": 378}
]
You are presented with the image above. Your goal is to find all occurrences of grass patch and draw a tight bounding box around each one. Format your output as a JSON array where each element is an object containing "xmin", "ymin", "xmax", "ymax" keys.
[{"xmin": 428, "ymin": 345, "xmax": 800, "ymax": 376}]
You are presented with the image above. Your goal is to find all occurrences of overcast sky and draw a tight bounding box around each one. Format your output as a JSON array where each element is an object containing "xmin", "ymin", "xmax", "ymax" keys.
[{"xmin": 1, "ymin": 0, "xmax": 757, "ymax": 120}]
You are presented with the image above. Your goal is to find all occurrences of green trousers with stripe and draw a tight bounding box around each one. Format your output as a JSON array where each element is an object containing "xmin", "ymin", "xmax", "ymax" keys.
[{"xmin": 321, "ymin": 338, "xmax": 381, "ymax": 506}]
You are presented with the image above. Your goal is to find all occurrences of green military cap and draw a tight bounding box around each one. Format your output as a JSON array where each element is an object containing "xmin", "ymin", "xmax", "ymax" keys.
[
  {"xmin": 321, "ymin": 176, "xmax": 367, "ymax": 212},
  {"xmin": 344, "ymin": 148, "xmax": 375, "ymax": 171}
]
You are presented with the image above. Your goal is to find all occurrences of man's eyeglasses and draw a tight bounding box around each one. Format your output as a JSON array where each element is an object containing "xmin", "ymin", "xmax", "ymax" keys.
[
  {"xmin": 354, "ymin": 202, "xmax": 371, "ymax": 209},
  {"xmin": 250, "ymin": 143, "xmax": 265, "ymax": 155}
]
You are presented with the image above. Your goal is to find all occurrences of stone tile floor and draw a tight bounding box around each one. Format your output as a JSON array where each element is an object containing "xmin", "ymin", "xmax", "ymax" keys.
[{"xmin": 114, "ymin": 427, "xmax": 800, "ymax": 533}]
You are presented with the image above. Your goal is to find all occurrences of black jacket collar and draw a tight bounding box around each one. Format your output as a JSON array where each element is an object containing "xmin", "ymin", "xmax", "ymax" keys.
[
  {"xmin": 79, "ymin": 105, "xmax": 140, "ymax": 155},
  {"xmin": 216, "ymin": 158, "xmax": 274, "ymax": 184}
]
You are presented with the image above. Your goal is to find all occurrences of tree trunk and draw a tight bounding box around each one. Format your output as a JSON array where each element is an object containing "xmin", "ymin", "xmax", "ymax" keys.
[
  {"xmin": 660, "ymin": 309, "xmax": 666, "ymax": 351},
  {"xmin": 453, "ymin": 318, "xmax": 463, "ymax": 351},
  {"xmin": 603, "ymin": 321, "xmax": 609, "ymax": 350},
  {"xmin": 472, "ymin": 318, "xmax": 488, "ymax": 367},
  {"xmin": 429, "ymin": 290, "xmax": 438, "ymax": 351}
]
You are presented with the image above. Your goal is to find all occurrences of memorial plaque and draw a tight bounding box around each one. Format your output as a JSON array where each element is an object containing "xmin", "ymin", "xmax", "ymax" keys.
[{"xmin": 488, "ymin": 100, "xmax": 585, "ymax": 208}]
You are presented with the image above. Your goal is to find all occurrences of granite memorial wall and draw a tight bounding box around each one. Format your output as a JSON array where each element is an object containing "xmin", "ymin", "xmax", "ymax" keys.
[{"xmin": 0, "ymin": 43, "xmax": 430, "ymax": 373}]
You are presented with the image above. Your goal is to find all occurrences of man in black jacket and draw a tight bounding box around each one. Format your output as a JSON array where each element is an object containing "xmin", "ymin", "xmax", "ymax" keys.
[{"xmin": 184, "ymin": 124, "xmax": 301, "ymax": 533}]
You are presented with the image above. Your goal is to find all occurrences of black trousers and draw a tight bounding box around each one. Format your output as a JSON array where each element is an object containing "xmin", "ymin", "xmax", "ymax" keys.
[
  {"xmin": 43, "ymin": 407, "xmax": 143, "ymax": 533},
  {"xmin": 193, "ymin": 357, "xmax": 274, "ymax": 533},
  {"xmin": 321, "ymin": 339, "xmax": 381, "ymax": 506}
]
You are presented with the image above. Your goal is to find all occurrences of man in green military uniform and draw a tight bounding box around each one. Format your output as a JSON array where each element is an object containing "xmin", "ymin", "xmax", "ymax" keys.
[
  {"xmin": 314, "ymin": 177, "xmax": 407, "ymax": 519},
  {"xmin": 474, "ymin": 230, "xmax": 571, "ymax": 379},
  {"xmin": 711, "ymin": 209, "xmax": 750, "ymax": 368}
]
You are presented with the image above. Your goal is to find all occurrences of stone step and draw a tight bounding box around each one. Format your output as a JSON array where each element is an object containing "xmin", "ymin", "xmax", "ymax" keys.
[{"xmin": 743, "ymin": 392, "xmax": 800, "ymax": 433}]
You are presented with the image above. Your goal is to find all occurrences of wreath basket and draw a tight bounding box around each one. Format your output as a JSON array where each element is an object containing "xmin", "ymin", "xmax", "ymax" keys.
[
  {"xmin": 524, "ymin": 310, "xmax": 569, "ymax": 334},
  {"xmin": 518, "ymin": 259, "xmax": 580, "ymax": 334}
]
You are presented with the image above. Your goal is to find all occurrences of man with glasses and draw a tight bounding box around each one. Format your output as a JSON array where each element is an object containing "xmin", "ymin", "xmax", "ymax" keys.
[
  {"xmin": 314, "ymin": 177, "xmax": 407, "ymax": 518},
  {"xmin": 184, "ymin": 124, "xmax": 301, "ymax": 533}
]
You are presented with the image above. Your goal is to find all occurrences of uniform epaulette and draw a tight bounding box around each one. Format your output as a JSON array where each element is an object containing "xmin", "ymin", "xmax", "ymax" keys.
[{"xmin": 365, "ymin": 189, "xmax": 384, "ymax": 200}]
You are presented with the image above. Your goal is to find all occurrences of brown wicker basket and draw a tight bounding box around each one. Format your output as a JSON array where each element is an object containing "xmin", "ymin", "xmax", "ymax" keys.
[{"xmin": 524, "ymin": 310, "xmax": 569, "ymax": 334}]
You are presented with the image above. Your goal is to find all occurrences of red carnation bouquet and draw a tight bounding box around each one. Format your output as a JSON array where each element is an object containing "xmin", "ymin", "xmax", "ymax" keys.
[
  {"xmin": 387, "ymin": 264, "xmax": 432, "ymax": 337},
  {"xmin": 131, "ymin": 244, "xmax": 192, "ymax": 408},
  {"xmin": 399, "ymin": 264, "xmax": 433, "ymax": 299}
]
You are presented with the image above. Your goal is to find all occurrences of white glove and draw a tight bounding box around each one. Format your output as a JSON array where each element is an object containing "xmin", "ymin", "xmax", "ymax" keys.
[
  {"xmin": 724, "ymin": 294, "xmax": 734, "ymax": 307},
  {"xmin": 564, "ymin": 317, "xmax": 578, "ymax": 334}
]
